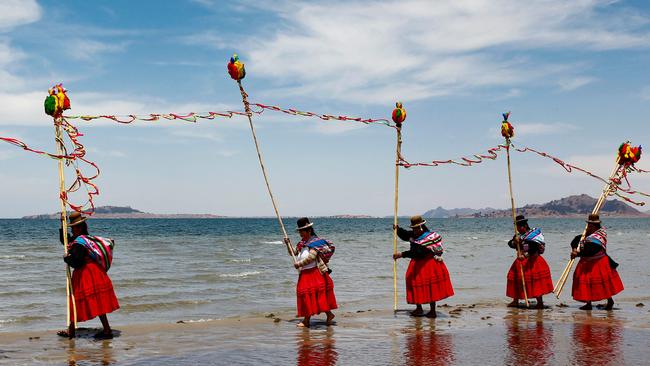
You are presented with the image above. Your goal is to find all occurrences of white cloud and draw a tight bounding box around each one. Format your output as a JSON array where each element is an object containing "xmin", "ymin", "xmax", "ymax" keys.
[
  {"xmin": 63, "ymin": 39, "xmax": 128, "ymax": 61},
  {"xmin": 231, "ymin": 0, "xmax": 650, "ymax": 104},
  {"xmin": 558, "ymin": 77, "xmax": 597, "ymax": 91},
  {"xmin": 0, "ymin": 0, "xmax": 41, "ymax": 31}
]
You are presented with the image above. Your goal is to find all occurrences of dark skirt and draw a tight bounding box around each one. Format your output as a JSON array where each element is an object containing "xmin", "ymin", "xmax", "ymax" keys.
[
  {"xmin": 506, "ymin": 254, "xmax": 554, "ymax": 299},
  {"xmin": 405, "ymin": 256, "xmax": 454, "ymax": 304},
  {"xmin": 572, "ymin": 255, "xmax": 624, "ymax": 302},
  {"xmin": 71, "ymin": 260, "xmax": 119, "ymax": 322}
]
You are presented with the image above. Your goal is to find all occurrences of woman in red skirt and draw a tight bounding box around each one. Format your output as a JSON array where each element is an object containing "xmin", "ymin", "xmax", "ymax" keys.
[
  {"xmin": 57, "ymin": 212, "xmax": 119, "ymax": 339},
  {"xmin": 393, "ymin": 215, "xmax": 454, "ymax": 318},
  {"xmin": 570, "ymin": 214, "xmax": 623, "ymax": 310},
  {"xmin": 506, "ymin": 215, "xmax": 554, "ymax": 309},
  {"xmin": 291, "ymin": 217, "xmax": 337, "ymax": 328}
]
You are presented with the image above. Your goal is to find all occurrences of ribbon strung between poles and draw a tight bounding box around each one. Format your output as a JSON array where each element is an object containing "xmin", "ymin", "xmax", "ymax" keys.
[{"xmin": 227, "ymin": 54, "xmax": 297, "ymax": 265}]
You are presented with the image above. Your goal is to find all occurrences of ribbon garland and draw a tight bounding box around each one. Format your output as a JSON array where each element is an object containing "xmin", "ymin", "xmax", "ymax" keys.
[
  {"xmin": 399, "ymin": 143, "xmax": 649, "ymax": 206},
  {"xmin": 63, "ymin": 104, "xmax": 395, "ymax": 127},
  {"xmin": 0, "ymin": 136, "xmax": 76, "ymax": 160}
]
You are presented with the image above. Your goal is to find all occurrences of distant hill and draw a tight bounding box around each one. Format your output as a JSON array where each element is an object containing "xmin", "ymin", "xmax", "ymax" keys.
[
  {"xmin": 444, "ymin": 194, "xmax": 647, "ymax": 218},
  {"xmin": 22, "ymin": 206, "xmax": 226, "ymax": 219},
  {"xmin": 422, "ymin": 206, "xmax": 496, "ymax": 218}
]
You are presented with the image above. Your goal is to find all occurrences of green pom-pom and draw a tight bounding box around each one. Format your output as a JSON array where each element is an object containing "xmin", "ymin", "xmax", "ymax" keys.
[{"xmin": 44, "ymin": 95, "xmax": 56, "ymax": 116}]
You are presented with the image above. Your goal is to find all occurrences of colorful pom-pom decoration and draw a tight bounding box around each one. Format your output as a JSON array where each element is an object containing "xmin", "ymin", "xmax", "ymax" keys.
[
  {"xmin": 618, "ymin": 142, "xmax": 642, "ymax": 166},
  {"xmin": 227, "ymin": 53, "xmax": 246, "ymax": 81},
  {"xmin": 44, "ymin": 84, "xmax": 71, "ymax": 117},
  {"xmin": 500, "ymin": 112, "xmax": 514, "ymax": 139},
  {"xmin": 392, "ymin": 102, "xmax": 406, "ymax": 125}
]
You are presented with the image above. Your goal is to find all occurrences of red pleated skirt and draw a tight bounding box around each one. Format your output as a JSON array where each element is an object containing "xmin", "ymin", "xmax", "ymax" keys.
[
  {"xmin": 572, "ymin": 255, "xmax": 624, "ymax": 302},
  {"xmin": 323, "ymin": 272, "xmax": 338, "ymax": 310},
  {"xmin": 506, "ymin": 255, "xmax": 554, "ymax": 299},
  {"xmin": 405, "ymin": 256, "xmax": 454, "ymax": 304},
  {"xmin": 296, "ymin": 267, "xmax": 333, "ymax": 317},
  {"xmin": 71, "ymin": 260, "xmax": 120, "ymax": 322}
]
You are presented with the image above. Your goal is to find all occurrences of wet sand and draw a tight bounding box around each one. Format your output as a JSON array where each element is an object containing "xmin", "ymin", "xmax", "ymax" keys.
[{"xmin": 1, "ymin": 299, "xmax": 649, "ymax": 365}]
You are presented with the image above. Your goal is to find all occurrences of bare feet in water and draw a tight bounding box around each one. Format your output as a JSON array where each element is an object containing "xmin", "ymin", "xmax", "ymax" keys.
[
  {"xmin": 425, "ymin": 311, "xmax": 437, "ymax": 318},
  {"xmin": 410, "ymin": 309, "xmax": 425, "ymax": 317},
  {"xmin": 326, "ymin": 312, "xmax": 335, "ymax": 325}
]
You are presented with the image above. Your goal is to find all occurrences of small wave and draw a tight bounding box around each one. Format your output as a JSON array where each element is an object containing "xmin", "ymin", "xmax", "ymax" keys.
[
  {"xmin": 466, "ymin": 237, "xmax": 479, "ymax": 240},
  {"xmin": 228, "ymin": 258, "xmax": 252, "ymax": 263},
  {"xmin": 177, "ymin": 318, "xmax": 221, "ymax": 323},
  {"xmin": 0, "ymin": 255, "xmax": 26, "ymax": 259},
  {"xmin": 219, "ymin": 271, "xmax": 262, "ymax": 278},
  {"xmin": 261, "ymin": 240, "xmax": 283, "ymax": 245}
]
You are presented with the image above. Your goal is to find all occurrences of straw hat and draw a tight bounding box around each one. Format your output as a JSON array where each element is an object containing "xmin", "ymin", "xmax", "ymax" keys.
[
  {"xmin": 296, "ymin": 217, "xmax": 314, "ymax": 231},
  {"xmin": 68, "ymin": 212, "xmax": 87, "ymax": 227},
  {"xmin": 409, "ymin": 215, "xmax": 426, "ymax": 228},
  {"xmin": 586, "ymin": 214, "xmax": 601, "ymax": 224}
]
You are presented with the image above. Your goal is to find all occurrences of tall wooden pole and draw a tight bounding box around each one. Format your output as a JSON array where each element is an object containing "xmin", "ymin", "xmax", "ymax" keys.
[
  {"xmin": 54, "ymin": 117, "xmax": 77, "ymax": 336},
  {"xmin": 505, "ymin": 139, "xmax": 529, "ymax": 307},
  {"xmin": 392, "ymin": 125, "xmax": 402, "ymax": 311},
  {"xmin": 554, "ymin": 157, "xmax": 622, "ymax": 297},
  {"xmin": 237, "ymin": 81, "xmax": 296, "ymax": 263}
]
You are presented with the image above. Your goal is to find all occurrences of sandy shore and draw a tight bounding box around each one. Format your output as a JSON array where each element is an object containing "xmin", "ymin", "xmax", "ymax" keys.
[{"xmin": 1, "ymin": 299, "xmax": 649, "ymax": 365}]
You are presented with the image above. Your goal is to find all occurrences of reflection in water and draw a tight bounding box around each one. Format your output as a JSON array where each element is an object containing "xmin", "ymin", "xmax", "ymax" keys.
[
  {"xmin": 505, "ymin": 312, "xmax": 553, "ymax": 366},
  {"xmin": 403, "ymin": 320, "xmax": 455, "ymax": 366},
  {"xmin": 296, "ymin": 327, "xmax": 338, "ymax": 366},
  {"xmin": 571, "ymin": 315, "xmax": 624, "ymax": 366},
  {"xmin": 66, "ymin": 339, "xmax": 116, "ymax": 366}
]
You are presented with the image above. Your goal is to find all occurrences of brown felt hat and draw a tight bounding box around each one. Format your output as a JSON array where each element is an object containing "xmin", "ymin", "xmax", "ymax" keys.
[
  {"xmin": 68, "ymin": 212, "xmax": 87, "ymax": 227},
  {"xmin": 409, "ymin": 215, "xmax": 426, "ymax": 228},
  {"xmin": 586, "ymin": 214, "xmax": 601, "ymax": 224}
]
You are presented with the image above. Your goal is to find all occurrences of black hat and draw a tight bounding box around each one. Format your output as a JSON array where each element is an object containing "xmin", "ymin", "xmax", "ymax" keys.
[
  {"xmin": 586, "ymin": 214, "xmax": 601, "ymax": 224},
  {"xmin": 296, "ymin": 217, "xmax": 314, "ymax": 231},
  {"xmin": 515, "ymin": 215, "xmax": 528, "ymax": 225}
]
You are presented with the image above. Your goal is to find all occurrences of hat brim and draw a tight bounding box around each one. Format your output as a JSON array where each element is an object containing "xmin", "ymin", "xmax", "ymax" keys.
[
  {"xmin": 409, "ymin": 220, "xmax": 426, "ymax": 228},
  {"xmin": 296, "ymin": 222, "xmax": 313, "ymax": 231},
  {"xmin": 586, "ymin": 220, "xmax": 601, "ymax": 224},
  {"xmin": 69, "ymin": 217, "xmax": 87, "ymax": 227},
  {"xmin": 515, "ymin": 219, "xmax": 528, "ymax": 224}
]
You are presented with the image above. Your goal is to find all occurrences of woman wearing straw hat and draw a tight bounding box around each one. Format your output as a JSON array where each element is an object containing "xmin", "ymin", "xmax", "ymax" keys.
[
  {"xmin": 569, "ymin": 214, "xmax": 623, "ymax": 310},
  {"xmin": 291, "ymin": 217, "xmax": 337, "ymax": 327},
  {"xmin": 506, "ymin": 215, "xmax": 554, "ymax": 309},
  {"xmin": 57, "ymin": 212, "xmax": 119, "ymax": 339},
  {"xmin": 393, "ymin": 215, "xmax": 454, "ymax": 317}
]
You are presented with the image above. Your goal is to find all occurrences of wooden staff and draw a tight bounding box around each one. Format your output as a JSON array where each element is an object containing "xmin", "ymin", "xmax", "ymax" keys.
[
  {"xmin": 553, "ymin": 156, "xmax": 622, "ymax": 297},
  {"xmin": 54, "ymin": 117, "xmax": 77, "ymax": 336},
  {"xmin": 392, "ymin": 124, "xmax": 402, "ymax": 311},
  {"xmin": 505, "ymin": 138, "xmax": 529, "ymax": 307},
  {"xmin": 235, "ymin": 80, "xmax": 296, "ymax": 263}
]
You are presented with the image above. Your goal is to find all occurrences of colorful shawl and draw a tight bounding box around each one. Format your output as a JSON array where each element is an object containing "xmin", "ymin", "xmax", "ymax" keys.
[
  {"xmin": 583, "ymin": 227, "xmax": 607, "ymax": 249},
  {"xmin": 521, "ymin": 227, "xmax": 545, "ymax": 254},
  {"xmin": 70, "ymin": 235, "xmax": 115, "ymax": 272},
  {"xmin": 296, "ymin": 236, "xmax": 335, "ymax": 263},
  {"xmin": 412, "ymin": 231, "xmax": 444, "ymax": 255}
]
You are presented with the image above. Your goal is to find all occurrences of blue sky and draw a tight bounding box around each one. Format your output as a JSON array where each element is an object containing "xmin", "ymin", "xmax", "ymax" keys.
[{"xmin": 0, "ymin": 0, "xmax": 649, "ymax": 217}]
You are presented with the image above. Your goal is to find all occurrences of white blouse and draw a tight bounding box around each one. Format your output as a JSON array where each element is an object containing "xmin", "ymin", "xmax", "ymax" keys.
[{"xmin": 297, "ymin": 247, "xmax": 317, "ymax": 270}]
